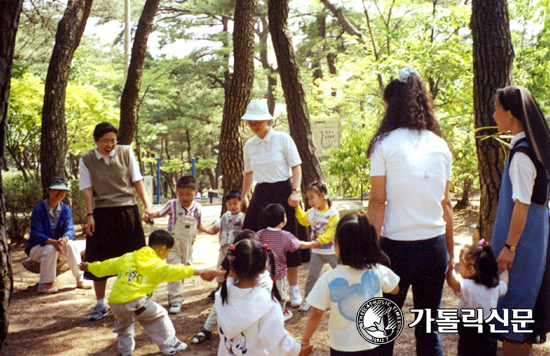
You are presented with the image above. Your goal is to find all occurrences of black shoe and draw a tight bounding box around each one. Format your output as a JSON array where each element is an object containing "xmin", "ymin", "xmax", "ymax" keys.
[{"xmin": 192, "ymin": 328, "xmax": 213, "ymax": 344}]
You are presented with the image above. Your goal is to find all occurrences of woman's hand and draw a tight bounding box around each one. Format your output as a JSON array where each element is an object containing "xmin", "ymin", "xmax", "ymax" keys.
[
  {"xmin": 497, "ymin": 248, "xmax": 515, "ymax": 272},
  {"xmin": 288, "ymin": 191, "xmax": 300, "ymax": 208},
  {"xmin": 241, "ymin": 196, "xmax": 248, "ymax": 213},
  {"xmin": 86, "ymin": 215, "xmax": 95, "ymax": 236}
]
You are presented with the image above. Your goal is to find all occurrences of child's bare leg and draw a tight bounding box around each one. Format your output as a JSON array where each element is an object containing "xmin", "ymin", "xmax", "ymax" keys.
[
  {"xmin": 287, "ymin": 266, "xmax": 299, "ymax": 286},
  {"xmin": 94, "ymin": 280, "xmax": 107, "ymax": 299}
]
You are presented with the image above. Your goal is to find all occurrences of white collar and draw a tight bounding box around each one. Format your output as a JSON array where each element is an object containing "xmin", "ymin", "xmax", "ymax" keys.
[
  {"xmin": 511, "ymin": 131, "xmax": 526, "ymax": 146},
  {"xmin": 44, "ymin": 199, "xmax": 62, "ymax": 214},
  {"xmin": 266, "ymin": 227, "xmax": 281, "ymax": 231},
  {"xmin": 93, "ymin": 145, "xmax": 117, "ymax": 160},
  {"xmin": 249, "ymin": 127, "xmax": 273, "ymax": 145}
]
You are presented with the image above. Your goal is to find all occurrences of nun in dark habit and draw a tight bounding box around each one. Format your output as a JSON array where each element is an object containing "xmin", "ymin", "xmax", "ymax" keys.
[{"xmin": 491, "ymin": 85, "xmax": 550, "ymax": 356}]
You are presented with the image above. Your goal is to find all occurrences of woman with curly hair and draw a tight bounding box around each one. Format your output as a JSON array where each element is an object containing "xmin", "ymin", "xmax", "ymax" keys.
[{"xmin": 367, "ymin": 68, "xmax": 454, "ymax": 356}]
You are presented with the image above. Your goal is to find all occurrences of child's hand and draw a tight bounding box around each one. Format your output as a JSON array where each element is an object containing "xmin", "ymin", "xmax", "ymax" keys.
[
  {"xmin": 201, "ymin": 270, "xmax": 218, "ymax": 282},
  {"xmin": 298, "ymin": 344, "xmax": 313, "ymax": 356},
  {"xmin": 79, "ymin": 262, "xmax": 89, "ymax": 272},
  {"xmin": 193, "ymin": 268, "xmax": 204, "ymax": 276}
]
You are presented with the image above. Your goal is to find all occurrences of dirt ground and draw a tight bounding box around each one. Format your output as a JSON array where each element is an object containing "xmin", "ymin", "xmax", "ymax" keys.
[{"xmin": 3, "ymin": 206, "xmax": 550, "ymax": 356}]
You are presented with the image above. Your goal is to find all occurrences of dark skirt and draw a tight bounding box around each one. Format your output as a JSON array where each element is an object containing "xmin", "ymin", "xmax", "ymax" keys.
[
  {"xmin": 84, "ymin": 204, "xmax": 145, "ymax": 281},
  {"xmin": 243, "ymin": 179, "xmax": 309, "ymax": 266}
]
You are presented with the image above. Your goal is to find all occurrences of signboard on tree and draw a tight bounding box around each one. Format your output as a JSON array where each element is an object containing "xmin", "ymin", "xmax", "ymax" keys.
[{"xmin": 311, "ymin": 119, "xmax": 340, "ymax": 157}]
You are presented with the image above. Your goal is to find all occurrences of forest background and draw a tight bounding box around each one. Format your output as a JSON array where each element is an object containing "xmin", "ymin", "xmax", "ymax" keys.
[{"xmin": 1, "ymin": 0, "xmax": 549, "ymax": 350}]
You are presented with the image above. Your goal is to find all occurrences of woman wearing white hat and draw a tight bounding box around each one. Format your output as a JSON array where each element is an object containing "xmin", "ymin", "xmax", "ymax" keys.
[{"xmin": 241, "ymin": 99, "xmax": 305, "ymax": 309}]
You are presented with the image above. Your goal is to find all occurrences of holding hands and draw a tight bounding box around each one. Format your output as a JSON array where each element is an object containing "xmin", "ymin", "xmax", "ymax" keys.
[{"xmin": 497, "ymin": 247, "xmax": 515, "ymax": 272}]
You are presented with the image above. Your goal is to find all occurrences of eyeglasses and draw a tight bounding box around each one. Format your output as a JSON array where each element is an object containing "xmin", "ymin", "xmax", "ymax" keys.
[{"xmin": 99, "ymin": 139, "xmax": 117, "ymax": 145}]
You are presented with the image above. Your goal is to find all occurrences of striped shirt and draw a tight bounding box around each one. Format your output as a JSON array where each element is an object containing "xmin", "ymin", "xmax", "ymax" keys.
[
  {"xmin": 158, "ymin": 199, "xmax": 202, "ymax": 232},
  {"xmin": 257, "ymin": 227, "xmax": 300, "ymax": 279}
]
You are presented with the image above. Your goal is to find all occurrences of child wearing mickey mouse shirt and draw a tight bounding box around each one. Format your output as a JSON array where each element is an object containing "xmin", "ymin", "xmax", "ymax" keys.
[{"xmin": 301, "ymin": 213, "xmax": 399, "ymax": 355}]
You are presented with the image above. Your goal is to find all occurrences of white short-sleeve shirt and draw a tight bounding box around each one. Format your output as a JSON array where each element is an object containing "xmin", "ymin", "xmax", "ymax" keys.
[
  {"xmin": 370, "ymin": 128, "xmax": 452, "ymax": 241},
  {"xmin": 457, "ymin": 277, "xmax": 508, "ymax": 319},
  {"xmin": 79, "ymin": 145, "xmax": 142, "ymax": 190},
  {"xmin": 509, "ymin": 132, "xmax": 537, "ymax": 205},
  {"xmin": 306, "ymin": 264, "xmax": 400, "ymax": 352},
  {"xmin": 243, "ymin": 128, "xmax": 302, "ymax": 183}
]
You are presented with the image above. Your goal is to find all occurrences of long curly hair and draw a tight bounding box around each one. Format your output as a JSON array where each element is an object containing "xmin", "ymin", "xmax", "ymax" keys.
[{"xmin": 367, "ymin": 73, "xmax": 441, "ymax": 156}]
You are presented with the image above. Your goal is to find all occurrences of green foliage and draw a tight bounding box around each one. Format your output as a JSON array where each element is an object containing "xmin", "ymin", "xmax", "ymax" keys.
[
  {"xmin": 68, "ymin": 180, "xmax": 87, "ymax": 231},
  {"xmin": 7, "ymin": 73, "xmax": 119, "ymax": 180},
  {"xmin": 298, "ymin": 0, "xmax": 475, "ymax": 199},
  {"xmin": 4, "ymin": 172, "xmax": 42, "ymax": 245}
]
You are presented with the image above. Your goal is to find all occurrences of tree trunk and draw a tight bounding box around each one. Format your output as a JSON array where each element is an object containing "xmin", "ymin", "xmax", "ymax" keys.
[
  {"xmin": 118, "ymin": 0, "xmax": 161, "ymax": 145},
  {"xmin": 471, "ymin": 0, "xmax": 513, "ymax": 242},
  {"xmin": 268, "ymin": 0, "xmax": 324, "ymax": 190},
  {"xmin": 40, "ymin": 0, "xmax": 93, "ymax": 194},
  {"xmin": 219, "ymin": 0, "xmax": 257, "ymax": 211},
  {"xmin": 0, "ymin": 0, "xmax": 23, "ymax": 349}
]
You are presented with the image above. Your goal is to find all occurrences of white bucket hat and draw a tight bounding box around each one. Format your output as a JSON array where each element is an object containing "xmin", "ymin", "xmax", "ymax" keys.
[{"xmin": 241, "ymin": 99, "xmax": 273, "ymax": 121}]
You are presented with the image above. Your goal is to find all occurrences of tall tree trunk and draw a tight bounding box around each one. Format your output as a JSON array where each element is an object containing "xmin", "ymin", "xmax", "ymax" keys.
[
  {"xmin": 0, "ymin": 0, "xmax": 23, "ymax": 349},
  {"xmin": 471, "ymin": 0, "xmax": 513, "ymax": 242},
  {"xmin": 40, "ymin": 0, "xmax": 93, "ymax": 194},
  {"xmin": 118, "ymin": 0, "xmax": 161, "ymax": 145},
  {"xmin": 220, "ymin": 0, "xmax": 257, "ymax": 210},
  {"xmin": 268, "ymin": 0, "xmax": 324, "ymax": 190}
]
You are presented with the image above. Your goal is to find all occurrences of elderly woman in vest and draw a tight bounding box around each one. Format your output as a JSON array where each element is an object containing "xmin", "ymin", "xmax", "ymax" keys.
[
  {"xmin": 79, "ymin": 122, "xmax": 152, "ymax": 321},
  {"xmin": 491, "ymin": 86, "xmax": 550, "ymax": 356}
]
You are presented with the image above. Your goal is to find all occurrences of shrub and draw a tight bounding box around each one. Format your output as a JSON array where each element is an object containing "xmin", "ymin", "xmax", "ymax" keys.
[
  {"xmin": 68, "ymin": 179, "xmax": 87, "ymax": 233},
  {"xmin": 4, "ymin": 172, "xmax": 42, "ymax": 245}
]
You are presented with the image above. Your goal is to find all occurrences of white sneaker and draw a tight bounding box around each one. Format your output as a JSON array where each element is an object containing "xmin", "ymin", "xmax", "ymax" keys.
[
  {"xmin": 168, "ymin": 302, "xmax": 182, "ymax": 314},
  {"xmin": 298, "ymin": 301, "xmax": 311, "ymax": 311},
  {"xmin": 283, "ymin": 309, "xmax": 293, "ymax": 321},
  {"xmin": 164, "ymin": 339, "xmax": 187, "ymax": 355},
  {"xmin": 289, "ymin": 288, "xmax": 302, "ymax": 307}
]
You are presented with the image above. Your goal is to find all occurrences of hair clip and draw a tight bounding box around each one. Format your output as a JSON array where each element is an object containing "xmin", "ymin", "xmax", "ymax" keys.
[
  {"xmin": 230, "ymin": 244, "xmax": 236, "ymax": 251},
  {"xmin": 264, "ymin": 244, "xmax": 269, "ymax": 251},
  {"xmin": 478, "ymin": 238, "xmax": 485, "ymax": 246},
  {"xmin": 397, "ymin": 67, "xmax": 418, "ymax": 83}
]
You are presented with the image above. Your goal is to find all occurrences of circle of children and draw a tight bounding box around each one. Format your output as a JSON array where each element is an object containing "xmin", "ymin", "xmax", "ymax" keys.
[{"xmin": 25, "ymin": 67, "xmax": 550, "ymax": 356}]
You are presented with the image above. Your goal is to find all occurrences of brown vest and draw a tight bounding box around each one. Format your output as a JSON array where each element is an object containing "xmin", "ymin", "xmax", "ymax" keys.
[{"xmin": 81, "ymin": 145, "xmax": 137, "ymax": 208}]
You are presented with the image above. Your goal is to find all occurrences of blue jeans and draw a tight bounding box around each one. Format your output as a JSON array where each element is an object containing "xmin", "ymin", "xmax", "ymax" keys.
[{"xmin": 378, "ymin": 234, "xmax": 448, "ymax": 356}]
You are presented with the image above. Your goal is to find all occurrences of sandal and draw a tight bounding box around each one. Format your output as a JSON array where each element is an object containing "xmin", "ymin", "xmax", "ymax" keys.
[{"xmin": 192, "ymin": 328, "xmax": 212, "ymax": 344}]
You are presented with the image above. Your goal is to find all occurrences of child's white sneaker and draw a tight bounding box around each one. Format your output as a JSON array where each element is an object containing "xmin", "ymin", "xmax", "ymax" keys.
[
  {"xmin": 168, "ymin": 302, "xmax": 182, "ymax": 314},
  {"xmin": 164, "ymin": 339, "xmax": 187, "ymax": 355},
  {"xmin": 298, "ymin": 301, "xmax": 311, "ymax": 311},
  {"xmin": 283, "ymin": 309, "xmax": 293, "ymax": 321},
  {"xmin": 289, "ymin": 288, "xmax": 302, "ymax": 307}
]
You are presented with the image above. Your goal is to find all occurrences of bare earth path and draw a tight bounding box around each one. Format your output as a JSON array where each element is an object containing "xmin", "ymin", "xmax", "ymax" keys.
[{"xmin": 3, "ymin": 204, "xmax": 550, "ymax": 355}]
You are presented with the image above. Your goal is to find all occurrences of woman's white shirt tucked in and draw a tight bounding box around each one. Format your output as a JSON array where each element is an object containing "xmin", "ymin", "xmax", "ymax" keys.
[
  {"xmin": 243, "ymin": 128, "xmax": 302, "ymax": 184},
  {"xmin": 370, "ymin": 128, "xmax": 452, "ymax": 241}
]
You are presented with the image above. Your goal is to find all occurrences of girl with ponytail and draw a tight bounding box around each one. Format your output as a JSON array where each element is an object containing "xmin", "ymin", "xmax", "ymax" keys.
[
  {"xmin": 215, "ymin": 237, "xmax": 313, "ymax": 356},
  {"xmin": 446, "ymin": 240, "xmax": 509, "ymax": 356}
]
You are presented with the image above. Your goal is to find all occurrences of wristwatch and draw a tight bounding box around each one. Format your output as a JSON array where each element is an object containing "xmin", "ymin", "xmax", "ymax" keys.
[
  {"xmin": 292, "ymin": 188, "xmax": 301, "ymax": 193},
  {"xmin": 504, "ymin": 243, "xmax": 516, "ymax": 252}
]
